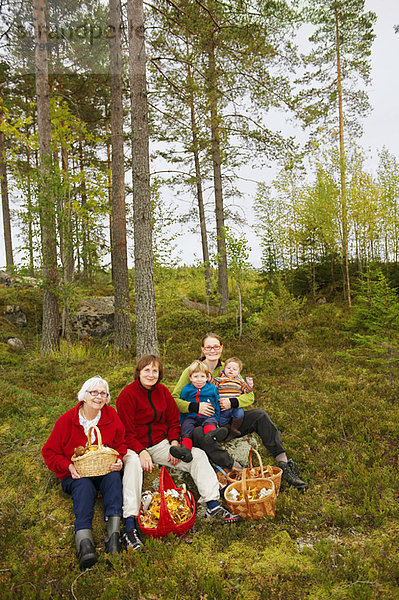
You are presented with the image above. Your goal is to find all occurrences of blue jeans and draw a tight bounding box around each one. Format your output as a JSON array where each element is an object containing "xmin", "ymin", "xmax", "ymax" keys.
[
  {"xmin": 219, "ymin": 407, "xmax": 244, "ymax": 427},
  {"xmin": 61, "ymin": 471, "xmax": 123, "ymax": 531}
]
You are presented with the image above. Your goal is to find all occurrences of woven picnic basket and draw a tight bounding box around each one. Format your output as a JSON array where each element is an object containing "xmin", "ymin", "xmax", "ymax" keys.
[
  {"xmin": 224, "ymin": 466, "xmax": 276, "ymax": 520},
  {"xmin": 224, "ymin": 449, "xmax": 283, "ymax": 495},
  {"xmin": 138, "ymin": 466, "xmax": 196, "ymax": 538},
  {"xmin": 71, "ymin": 425, "xmax": 119, "ymax": 477}
]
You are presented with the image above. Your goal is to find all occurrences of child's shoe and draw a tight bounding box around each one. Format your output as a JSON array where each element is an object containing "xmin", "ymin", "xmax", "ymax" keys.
[
  {"xmin": 224, "ymin": 417, "xmax": 244, "ymax": 442},
  {"xmin": 203, "ymin": 426, "xmax": 228, "ymax": 444},
  {"xmin": 170, "ymin": 446, "xmax": 193, "ymax": 463}
]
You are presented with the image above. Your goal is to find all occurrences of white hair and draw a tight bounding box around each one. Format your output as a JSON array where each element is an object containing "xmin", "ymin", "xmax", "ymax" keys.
[{"xmin": 77, "ymin": 376, "xmax": 110, "ymax": 404}]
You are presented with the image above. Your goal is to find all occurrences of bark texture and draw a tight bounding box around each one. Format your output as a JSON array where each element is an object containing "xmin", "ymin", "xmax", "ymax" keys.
[
  {"xmin": 33, "ymin": 0, "xmax": 60, "ymax": 353},
  {"xmin": 127, "ymin": 0, "xmax": 158, "ymax": 357},
  {"xmin": 110, "ymin": 0, "xmax": 132, "ymax": 350}
]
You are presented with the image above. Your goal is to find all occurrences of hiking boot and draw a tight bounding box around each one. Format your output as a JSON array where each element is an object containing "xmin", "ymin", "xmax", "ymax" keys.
[
  {"xmin": 278, "ymin": 459, "xmax": 308, "ymax": 492},
  {"xmin": 203, "ymin": 427, "xmax": 228, "ymax": 444},
  {"xmin": 205, "ymin": 504, "xmax": 241, "ymax": 523},
  {"xmin": 75, "ymin": 529, "xmax": 98, "ymax": 570},
  {"xmin": 170, "ymin": 445, "xmax": 193, "ymax": 463},
  {"xmin": 122, "ymin": 529, "xmax": 144, "ymax": 551}
]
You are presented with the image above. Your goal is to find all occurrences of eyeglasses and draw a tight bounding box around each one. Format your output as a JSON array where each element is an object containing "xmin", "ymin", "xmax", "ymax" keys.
[
  {"xmin": 87, "ymin": 390, "xmax": 109, "ymax": 398},
  {"xmin": 203, "ymin": 345, "xmax": 222, "ymax": 352}
]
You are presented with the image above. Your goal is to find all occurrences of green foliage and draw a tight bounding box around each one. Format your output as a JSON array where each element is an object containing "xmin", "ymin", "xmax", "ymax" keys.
[
  {"xmin": 248, "ymin": 277, "xmax": 306, "ymax": 341},
  {"xmin": 340, "ymin": 269, "xmax": 399, "ymax": 381},
  {"xmin": 0, "ymin": 276, "xmax": 398, "ymax": 599}
]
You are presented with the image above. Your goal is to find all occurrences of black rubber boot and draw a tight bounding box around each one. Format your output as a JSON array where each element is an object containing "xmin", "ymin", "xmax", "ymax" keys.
[
  {"xmin": 105, "ymin": 515, "xmax": 121, "ymax": 555},
  {"xmin": 203, "ymin": 426, "xmax": 228, "ymax": 444},
  {"xmin": 75, "ymin": 529, "xmax": 98, "ymax": 570},
  {"xmin": 278, "ymin": 459, "xmax": 308, "ymax": 492},
  {"xmin": 170, "ymin": 445, "xmax": 193, "ymax": 463}
]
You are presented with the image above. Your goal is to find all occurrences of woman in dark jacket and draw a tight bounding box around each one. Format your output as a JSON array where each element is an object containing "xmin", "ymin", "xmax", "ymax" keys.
[{"xmin": 42, "ymin": 376, "xmax": 126, "ymax": 569}]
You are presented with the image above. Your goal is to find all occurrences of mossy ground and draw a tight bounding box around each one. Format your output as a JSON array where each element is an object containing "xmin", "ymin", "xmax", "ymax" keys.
[{"xmin": 0, "ymin": 274, "xmax": 398, "ymax": 599}]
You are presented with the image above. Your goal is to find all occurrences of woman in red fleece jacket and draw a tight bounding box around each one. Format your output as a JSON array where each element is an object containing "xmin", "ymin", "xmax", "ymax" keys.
[
  {"xmin": 116, "ymin": 354, "xmax": 240, "ymax": 552},
  {"xmin": 42, "ymin": 376, "xmax": 126, "ymax": 570}
]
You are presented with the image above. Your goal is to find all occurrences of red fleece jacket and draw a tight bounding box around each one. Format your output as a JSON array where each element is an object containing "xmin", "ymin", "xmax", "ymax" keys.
[
  {"xmin": 42, "ymin": 403, "xmax": 127, "ymax": 480},
  {"xmin": 116, "ymin": 379, "xmax": 181, "ymax": 454}
]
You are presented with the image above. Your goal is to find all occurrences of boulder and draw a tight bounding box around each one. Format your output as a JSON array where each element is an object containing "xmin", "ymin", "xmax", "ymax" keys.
[
  {"xmin": 4, "ymin": 305, "xmax": 28, "ymax": 327},
  {"xmin": 70, "ymin": 296, "xmax": 115, "ymax": 338},
  {"xmin": 0, "ymin": 271, "xmax": 15, "ymax": 286},
  {"xmin": 0, "ymin": 270, "xmax": 39, "ymax": 287},
  {"xmin": 223, "ymin": 434, "xmax": 259, "ymax": 467},
  {"xmin": 7, "ymin": 337, "xmax": 25, "ymax": 351}
]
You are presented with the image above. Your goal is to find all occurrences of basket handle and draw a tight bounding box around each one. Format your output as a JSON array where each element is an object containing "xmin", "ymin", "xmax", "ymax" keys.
[
  {"xmin": 241, "ymin": 466, "xmax": 252, "ymax": 515},
  {"xmin": 213, "ymin": 465, "xmax": 229, "ymax": 486},
  {"xmin": 87, "ymin": 425, "xmax": 103, "ymax": 449},
  {"xmin": 248, "ymin": 448, "xmax": 264, "ymax": 477}
]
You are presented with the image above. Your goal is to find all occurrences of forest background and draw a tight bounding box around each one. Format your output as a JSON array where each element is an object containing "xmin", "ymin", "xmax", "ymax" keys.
[{"xmin": 0, "ymin": 0, "xmax": 398, "ymax": 599}]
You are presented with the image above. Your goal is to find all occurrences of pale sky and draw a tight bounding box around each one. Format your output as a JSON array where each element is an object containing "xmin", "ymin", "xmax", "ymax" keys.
[{"xmin": 0, "ymin": 1, "xmax": 398, "ymax": 269}]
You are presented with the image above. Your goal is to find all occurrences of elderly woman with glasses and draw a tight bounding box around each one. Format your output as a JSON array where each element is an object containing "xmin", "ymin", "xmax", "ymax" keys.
[
  {"xmin": 42, "ymin": 376, "xmax": 126, "ymax": 570},
  {"xmin": 172, "ymin": 333, "xmax": 308, "ymax": 492}
]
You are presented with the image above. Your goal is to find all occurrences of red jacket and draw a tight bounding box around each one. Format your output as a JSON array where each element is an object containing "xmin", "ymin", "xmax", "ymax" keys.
[
  {"xmin": 116, "ymin": 379, "xmax": 181, "ymax": 454},
  {"xmin": 42, "ymin": 403, "xmax": 127, "ymax": 480}
]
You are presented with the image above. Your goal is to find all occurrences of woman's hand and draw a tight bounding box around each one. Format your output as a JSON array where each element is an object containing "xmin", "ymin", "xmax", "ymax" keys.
[
  {"xmin": 110, "ymin": 458, "xmax": 123, "ymax": 472},
  {"xmin": 219, "ymin": 398, "xmax": 231, "ymax": 411},
  {"xmin": 246, "ymin": 376, "xmax": 254, "ymax": 388},
  {"xmin": 69, "ymin": 463, "xmax": 81, "ymax": 479},
  {"xmin": 139, "ymin": 449, "xmax": 154, "ymax": 472},
  {"xmin": 168, "ymin": 441, "xmax": 180, "ymax": 466},
  {"xmin": 198, "ymin": 401, "xmax": 214, "ymax": 416}
]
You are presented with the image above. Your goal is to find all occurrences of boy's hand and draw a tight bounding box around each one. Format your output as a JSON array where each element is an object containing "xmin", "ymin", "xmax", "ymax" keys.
[
  {"xmin": 246, "ymin": 377, "xmax": 254, "ymax": 388},
  {"xmin": 198, "ymin": 402, "xmax": 214, "ymax": 416}
]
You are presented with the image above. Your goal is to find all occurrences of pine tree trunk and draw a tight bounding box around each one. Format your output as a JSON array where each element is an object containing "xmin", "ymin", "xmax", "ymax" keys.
[
  {"xmin": 0, "ymin": 101, "xmax": 14, "ymax": 269},
  {"xmin": 127, "ymin": 0, "xmax": 158, "ymax": 357},
  {"xmin": 186, "ymin": 40, "xmax": 212, "ymax": 299},
  {"xmin": 334, "ymin": 5, "xmax": 351, "ymax": 306},
  {"xmin": 208, "ymin": 37, "xmax": 229, "ymax": 313},
  {"xmin": 109, "ymin": 0, "xmax": 132, "ymax": 350},
  {"xmin": 33, "ymin": 0, "xmax": 60, "ymax": 353}
]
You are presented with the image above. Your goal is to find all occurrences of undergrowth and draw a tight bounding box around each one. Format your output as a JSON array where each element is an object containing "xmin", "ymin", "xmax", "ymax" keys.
[{"xmin": 0, "ymin": 274, "xmax": 398, "ymax": 599}]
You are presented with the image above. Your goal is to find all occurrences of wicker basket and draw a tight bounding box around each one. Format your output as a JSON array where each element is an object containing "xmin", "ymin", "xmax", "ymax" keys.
[
  {"xmin": 248, "ymin": 449, "xmax": 283, "ymax": 495},
  {"xmin": 224, "ymin": 449, "xmax": 283, "ymax": 496},
  {"xmin": 71, "ymin": 425, "xmax": 119, "ymax": 477},
  {"xmin": 224, "ymin": 467, "xmax": 276, "ymax": 520}
]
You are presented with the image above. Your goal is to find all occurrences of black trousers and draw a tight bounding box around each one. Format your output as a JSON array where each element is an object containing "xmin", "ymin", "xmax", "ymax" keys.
[{"xmin": 192, "ymin": 409, "xmax": 285, "ymax": 470}]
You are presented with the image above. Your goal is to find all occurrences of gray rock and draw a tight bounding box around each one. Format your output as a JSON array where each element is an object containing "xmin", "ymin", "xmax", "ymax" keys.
[
  {"xmin": 223, "ymin": 434, "xmax": 259, "ymax": 467},
  {"xmin": 7, "ymin": 337, "xmax": 25, "ymax": 351},
  {"xmin": 0, "ymin": 270, "xmax": 39, "ymax": 287},
  {"xmin": 0, "ymin": 271, "xmax": 15, "ymax": 286},
  {"xmin": 70, "ymin": 296, "xmax": 115, "ymax": 338},
  {"xmin": 4, "ymin": 305, "xmax": 28, "ymax": 327}
]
